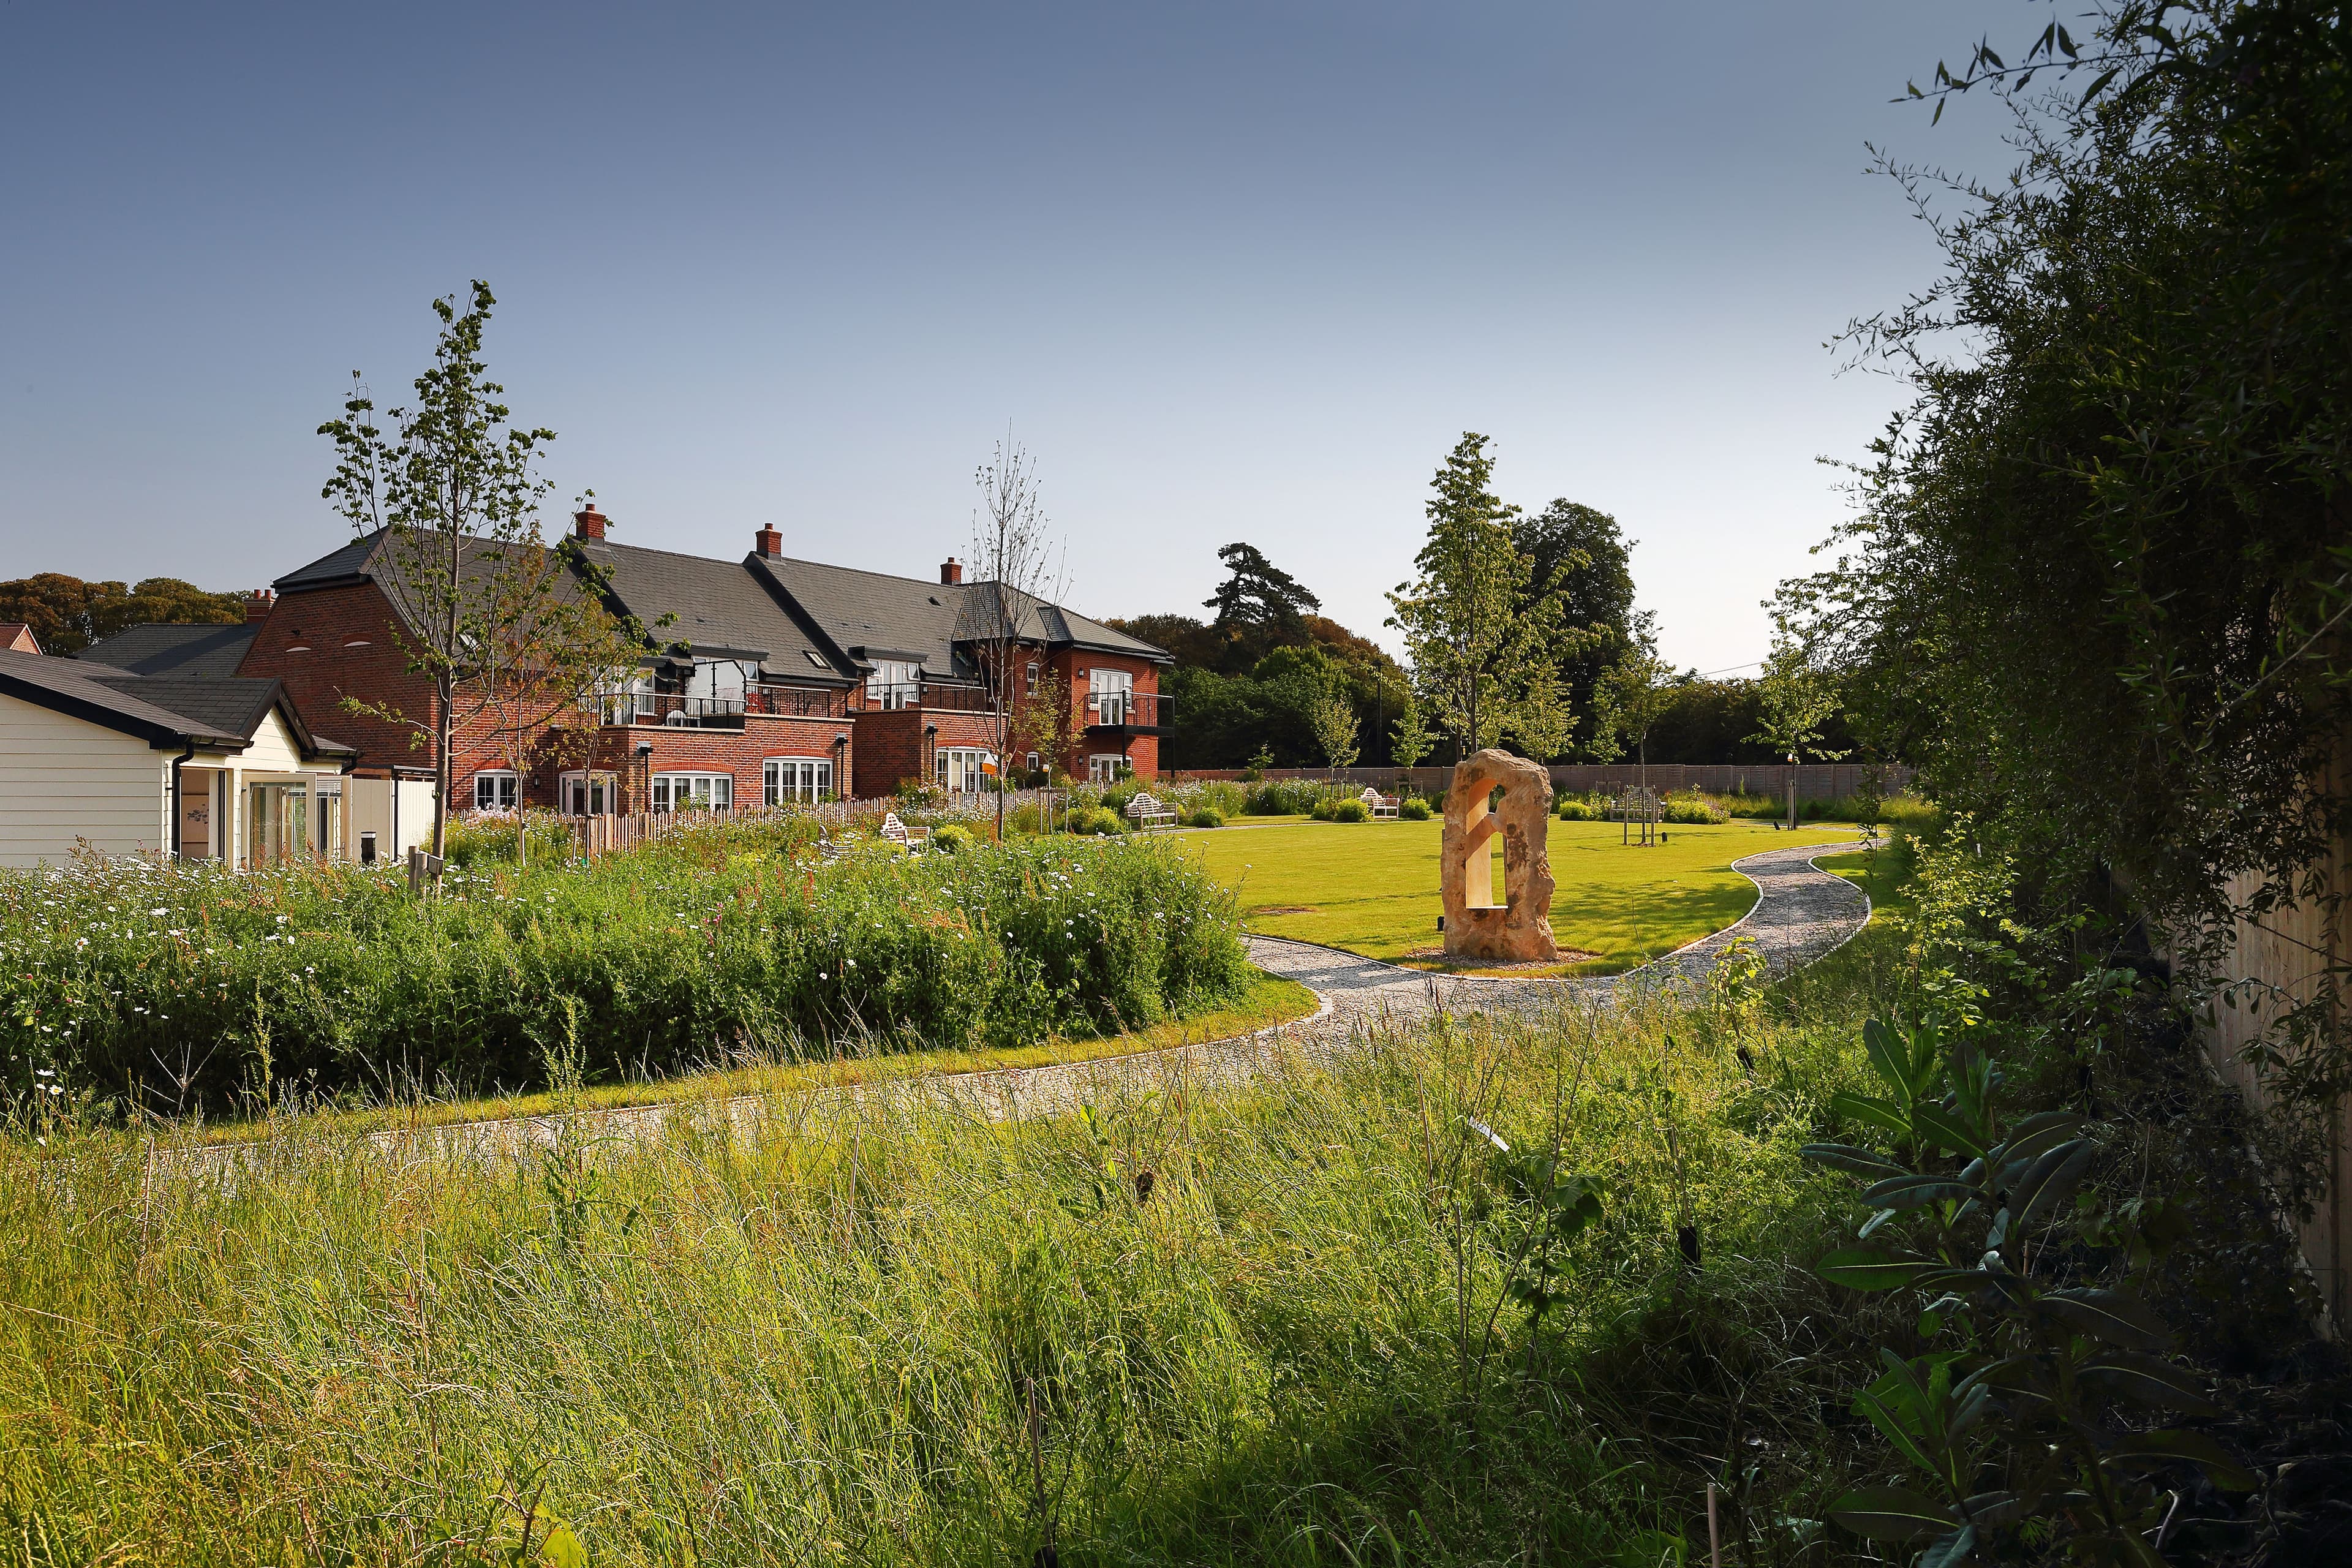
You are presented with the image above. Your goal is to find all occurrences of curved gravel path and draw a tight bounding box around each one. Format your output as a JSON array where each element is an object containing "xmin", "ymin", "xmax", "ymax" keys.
[{"xmin": 1239, "ymin": 839, "xmax": 1874, "ymax": 1029}]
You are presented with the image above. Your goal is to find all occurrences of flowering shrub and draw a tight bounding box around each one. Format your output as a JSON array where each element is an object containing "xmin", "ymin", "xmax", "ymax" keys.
[
  {"xmin": 1399, "ymin": 797, "xmax": 1431, "ymax": 821},
  {"xmin": 0, "ymin": 835, "xmax": 1250, "ymax": 1113}
]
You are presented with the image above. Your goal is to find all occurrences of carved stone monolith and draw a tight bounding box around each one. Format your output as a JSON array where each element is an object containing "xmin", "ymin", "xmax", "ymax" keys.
[{"xmin": 1441, "ymin": 747, "xmax": 1558, "ymax": 962}]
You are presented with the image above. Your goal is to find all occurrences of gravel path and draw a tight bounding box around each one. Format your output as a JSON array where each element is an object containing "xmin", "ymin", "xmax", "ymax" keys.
[
  {"xmin": 1240, "ymin": 839, "xmax": 1874, "ymax": 1025},
  {"xmin": 176, "ymin": 842, "xmax": 1874, "ymax": 1169}
]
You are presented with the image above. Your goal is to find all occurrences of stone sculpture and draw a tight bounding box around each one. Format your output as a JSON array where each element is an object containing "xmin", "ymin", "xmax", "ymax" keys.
[{"xmin": 1440, "ymin": 747, "xmax": 1558, "ymax": 962}]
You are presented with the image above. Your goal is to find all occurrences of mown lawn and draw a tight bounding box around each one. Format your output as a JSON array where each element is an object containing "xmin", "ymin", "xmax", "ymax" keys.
[{"xmin": 1174, "ymin": 816, "xmax": 1860, "ymax": 972}]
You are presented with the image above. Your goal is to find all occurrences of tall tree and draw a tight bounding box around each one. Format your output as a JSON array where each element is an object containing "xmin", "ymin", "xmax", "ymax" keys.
[
  {"xmin": 0, "ymin": 574, "xmax": 245, "ymax": 656},
  {"xmin": 318, "ymin": 281, "xmax": 589, "ymax": 863},
  {"xmin": 1204, "ymin": 543, "xmax": 1320, "ymax": 665},
  {"xmin": 967, "ymin": 432, "xmax": 1068, "ymax": 838},
  {"xmin": 1386, "ymin": 432, "xmax": 1575, "ymax": 758},
  {"xmin": 1513, "ymin": 500, "xmax": 1637, "ymax": 733}
]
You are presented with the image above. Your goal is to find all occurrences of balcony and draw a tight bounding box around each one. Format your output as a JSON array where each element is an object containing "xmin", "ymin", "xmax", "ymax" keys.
[
  {"xmin": 1084, "ymin": 690, "xmax": 1173, "ymax": 737},
  {"xmin": 851, "ymin": 676, "xmax": 995, "ymax": 714}
]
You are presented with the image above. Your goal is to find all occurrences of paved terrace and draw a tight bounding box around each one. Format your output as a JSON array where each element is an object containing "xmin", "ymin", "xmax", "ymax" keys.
[{"xmin": 178, "ymin": 841, "xmax": 1874, "ymax": 1171}]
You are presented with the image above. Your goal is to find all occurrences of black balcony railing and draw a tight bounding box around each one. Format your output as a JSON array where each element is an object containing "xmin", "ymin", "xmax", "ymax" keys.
[
  {"xmin": 1084, "ymin": 691, "xmax": 1172, "ymax": 734},
  {"xmin": 850, "ymin": 676, "xmax": 995, "ymax": 714}
]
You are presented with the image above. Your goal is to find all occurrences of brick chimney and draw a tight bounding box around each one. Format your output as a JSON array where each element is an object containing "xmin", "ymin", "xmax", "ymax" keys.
[
  {"xmin": 940, "ymin": 557, "xmax": 963, "ymax": 586},
  {"xmin": 573, "ymin": 503, "xmax": 608, "ymax": 540},
  {"xmin": 755, "ymin": 524, "xmax": 783, "ymax": 557},
  {"xmin": 245, "ymin": 589, "xmax": 274, "ymax": 623}
]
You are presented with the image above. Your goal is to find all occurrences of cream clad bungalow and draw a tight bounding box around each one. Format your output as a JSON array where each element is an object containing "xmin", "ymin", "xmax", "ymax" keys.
[{"xmin": 0, "ymin": 645, "xmax": 355, "ymax": 870}]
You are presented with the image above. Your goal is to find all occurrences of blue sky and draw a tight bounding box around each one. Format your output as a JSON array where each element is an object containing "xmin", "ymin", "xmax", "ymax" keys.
[{"xmin": 0, "ymin": 2, "xmax": 2022, "ymax": 673}]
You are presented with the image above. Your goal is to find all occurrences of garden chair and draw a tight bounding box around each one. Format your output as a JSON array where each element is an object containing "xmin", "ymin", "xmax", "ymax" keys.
[
  {"xmin": 1125, "ymin": 793, "xmax": 1178, "ymax": 830},
  {"xmin": 1359, "ymin": 786, "xmax": 1400, "ymax": 819}
]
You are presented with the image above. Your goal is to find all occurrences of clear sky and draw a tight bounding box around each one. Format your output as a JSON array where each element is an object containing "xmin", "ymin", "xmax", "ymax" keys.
[{"xmin": 0, "ymin": 2, "xmax": 2022, "ymax": 674}]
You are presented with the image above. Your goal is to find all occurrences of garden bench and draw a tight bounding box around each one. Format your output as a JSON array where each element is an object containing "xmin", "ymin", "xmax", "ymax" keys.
[
  {"xmin": 1359, "ymin": 787, "xmax": 1400, "ymax": 820},
  {"xmin": 1125, "ymin": 793, "xmax": 1179, "ymax": 830},
  {"xmin": 880, "ymin": 811, "xmax": 930, "ymax": 846}
]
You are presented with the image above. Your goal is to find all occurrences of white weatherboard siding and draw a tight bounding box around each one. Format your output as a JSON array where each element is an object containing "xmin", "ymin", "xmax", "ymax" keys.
[
  {"xmin": 236, "ymin": 708, "xmax": 309, "ymax": 775},
  {"xmin": 0, "ymin": 691, "xmax": 169, "ymax": 867}
]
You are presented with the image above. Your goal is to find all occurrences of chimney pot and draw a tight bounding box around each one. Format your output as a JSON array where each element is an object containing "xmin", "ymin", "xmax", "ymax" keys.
[
  {"xmin": 755, "ymin": 524, "xmax": 783, "ymax": 558},
  {"xmin": 573, "ymin": 503, "xmax": 608, "ymax": 541},
  {"xmin": 245, "ymin": 589, "xmax": 274, "ymax": 623},
  {"xmin": 940, "ymin": 557, "xmax": 963, "ymax": 586}
]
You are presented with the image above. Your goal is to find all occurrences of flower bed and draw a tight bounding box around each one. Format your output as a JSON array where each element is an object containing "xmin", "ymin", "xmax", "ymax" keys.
[{"xmin": 0, "ymin": 832, "xmax": 1251, "ymax": 1114}]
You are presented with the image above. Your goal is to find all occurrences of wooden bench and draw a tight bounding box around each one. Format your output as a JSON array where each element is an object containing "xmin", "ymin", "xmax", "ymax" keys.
[
  {"xmin": 1125, "ymin": 793, "xmax": 1179, "ymax": 830},
  {"xmin": 1359, "ymin": 786, "xmax": 1400, "ymax": 820},
  {"xmin": 880, "ymin": 811, "xmax": 930, "ymax": 846}
]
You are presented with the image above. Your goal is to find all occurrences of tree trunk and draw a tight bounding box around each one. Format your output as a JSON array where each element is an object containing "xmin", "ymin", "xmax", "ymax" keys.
[
  {"xmin": 1787, "ymin": 756, "xmax": 1798, "ymax": 831},
  {"xmin": 433, "ymin": 673, "xmax": 454, "ymax": 861}
]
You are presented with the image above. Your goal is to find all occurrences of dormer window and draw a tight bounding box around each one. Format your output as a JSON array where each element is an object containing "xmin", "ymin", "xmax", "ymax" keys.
[{"xmin": 866, "ymin": 660, "xmax": 918, "ymax": 710}]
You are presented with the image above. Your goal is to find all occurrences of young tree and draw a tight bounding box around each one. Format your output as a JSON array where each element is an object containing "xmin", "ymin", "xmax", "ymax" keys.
[
  {"xmin": 318, "ymin": 281, "xmax": 579, "ymax": 862},
  {"xmin": 1012, "ymin": 663, "xmax": 1074, "ymax": 784},
  {"xmin": 1307, "ymin": 688, "xmax": 1360, "ymax": 780},
  {"xmin": 1391, "ymin": 693, "xmax": 1433, "ymax": 773},
  {"xmin": 1385, "ymin": 432, "xmax": 1577, "ymax": 759},
  {"xmin": 1590, "ymin": 611, "xmax": 1687, "ymax": 792},
  {"xmin": 1747, "ymin": 633, "xmax": 1847, "ymax": 828},
  {"xmin": 968, "ymin": 432, "xmax": 1069, "ymax": 839}
]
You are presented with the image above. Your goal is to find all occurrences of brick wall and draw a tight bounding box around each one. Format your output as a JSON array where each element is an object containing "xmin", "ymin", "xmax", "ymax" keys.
[
  {"xmin": 850, "ymin": 707, "xmax": 1000, "ymax": 797},
  {"xmin": 236, "ymin": 579, "xmax": 437, "ymax": 772}
]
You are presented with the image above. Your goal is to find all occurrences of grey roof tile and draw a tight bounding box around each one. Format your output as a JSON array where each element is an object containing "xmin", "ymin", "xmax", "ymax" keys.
[{"xmin": 75, "ymin": 622, "xmax": 260, "ymax": 679}]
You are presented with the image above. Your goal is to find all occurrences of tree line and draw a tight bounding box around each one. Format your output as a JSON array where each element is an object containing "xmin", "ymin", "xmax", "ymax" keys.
[{"xmin": 1116, "ymin": 436, "xmax": 1860, "ymax": 775}]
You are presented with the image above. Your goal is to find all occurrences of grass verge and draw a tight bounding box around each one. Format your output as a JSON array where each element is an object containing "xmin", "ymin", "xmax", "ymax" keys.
[
  {"xmin": 0, "ymin": 925, "xmax": 1909, "ymax": 1565},
  {"xmin": 182, "ymin": 970, "xmax": 1320, "ymax": 1145}
]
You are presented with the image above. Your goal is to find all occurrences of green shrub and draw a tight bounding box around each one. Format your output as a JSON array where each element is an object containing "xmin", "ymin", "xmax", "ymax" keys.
[
  {"xmin": 1185, "ymin": 808, "xmax": 1226, "ymax": 829},
  {"xmin": 1330, "ymin": 799, "xmax": 1369, "ymax": 823},
  {"xmin": 1556, "ymin": 800, "xmax": 1602, "ymax": 822},
  {"xmin": 1245, "ymin": 779, "xmax": 1322, "ymax": 816},
  {"xmin": 1066, "ymin": 806, "xmax": 1127, "ymax": 836},
  {"xmin": 1663, "ymin": 793, "xmax": 1727, "ymax": 825},
  {"xmin": 927, "ymin": 824, "xmax": 974, "ymax": 853},
  {"xmin": 442, "ymin": 812, "xmax": 575, "ymax": 868},
  {"xmin": 1400, "ymin": 797, "xmax": 1431, "ymax": 821},
  {"xmin": 0, "ymin": 835, "xmax": 1251, "ymax": 1109}
]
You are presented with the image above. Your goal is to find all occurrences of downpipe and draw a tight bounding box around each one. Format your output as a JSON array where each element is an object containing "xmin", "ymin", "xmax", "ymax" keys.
[{"xmin": 168, "ymin": 742, "xmax": 196, "ymax": 860}]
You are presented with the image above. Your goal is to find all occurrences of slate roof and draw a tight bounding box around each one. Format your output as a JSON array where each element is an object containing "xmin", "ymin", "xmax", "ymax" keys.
[
  {"xmin": 573, "ymin": 540, "xmax": 845, "ymax": 677},
  {"xmin": 749, "ymin": 557, "xmax": 1170, "ymax": 674},
  {"xmin": 76, "ymin": 622, "xmax": 260, "ymax": 679},
  {"xmin": 0, "ymin": 649, "xmax": 350, "ymax": 757},
  {"xmin": 270, "ymin": 524, "xmax": 1169, "ymax": 680}
]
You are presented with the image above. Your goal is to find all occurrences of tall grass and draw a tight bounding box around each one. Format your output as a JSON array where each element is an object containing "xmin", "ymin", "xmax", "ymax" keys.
[
  {"xmin": 0, "ymin": 929, "xmax": 1911, "ymax": 1564},
  {"xmin": 0, "ymin": 832, "xmax": 1251, "ymax": 1115}
]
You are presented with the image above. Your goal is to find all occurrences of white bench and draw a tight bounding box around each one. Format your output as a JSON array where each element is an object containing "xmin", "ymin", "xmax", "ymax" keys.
[
  {"xmin": 880, "ymin": 811, "xmax": 930, "ymax": 846},
  {"xmin": 1359, "ymin": 787, "xmax": 1400, "ymax": 820},
  {"xmin": 1125, "ymin": 792, "xmax": 1178, "ymax": 830}
]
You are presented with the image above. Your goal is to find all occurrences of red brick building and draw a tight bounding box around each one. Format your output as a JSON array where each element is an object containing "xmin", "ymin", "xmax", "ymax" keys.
[{"xmin": 234, "ymin": 507, "xmax": 1171, "ymax": 818}]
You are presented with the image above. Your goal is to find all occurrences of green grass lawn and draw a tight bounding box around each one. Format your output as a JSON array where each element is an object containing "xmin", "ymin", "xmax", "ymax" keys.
[
  {"xmin": 1815, "ymin": 846, "xmax": 1917, "ymax": 922},
  {"xmin": 1174, "ymin": 816, "xmax": 1862, "ymax": 973}
]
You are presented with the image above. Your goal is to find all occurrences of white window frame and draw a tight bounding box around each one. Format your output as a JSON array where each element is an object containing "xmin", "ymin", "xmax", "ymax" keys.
[
  {"xmin": 865, "ymin": 659, "xmax": 919, "ymax": 710},
  {"xmin": 686, "ymin": 658, "xmax": 750, "ymax": 716},
  {"xmin": 763, "ymin": 756, "xmax": 835, "ymax": 805},
  {"xmin": 1088, "ymin": 754, "xmax": 1131, "ymax": 785},
  {"xmin": 1025, "ymin": 661, "xmax": 1039, "ymax": 695},
  {"xmin": 559, "ymin": 771, "xmax": 615, "ymax": 815},
  {"xmin": 1026, "ymin": 751, "xmax": 1042, "ymax": 776},
  {"xmin": 935, "ymin": 747, "xmax": 995, "ymax": 794},
  {"xmin": 1089, "ymin": 667, "xmax": 1134, "ymax": 726},
  {"xmin": 650, "ymin": 772, "xmax": 734, "ymax": 812},
  {"xmin": 472, "ymin": 771, "xmax": 519, "ymax": 812}
]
